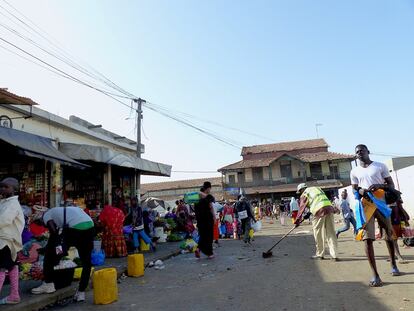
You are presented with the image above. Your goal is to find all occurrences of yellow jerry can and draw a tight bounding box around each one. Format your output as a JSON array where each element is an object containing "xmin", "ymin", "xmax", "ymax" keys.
[
  {"xmin": 127, "ymin": 254, "xmax": 145, "ymax": 277},
  {"xmin": 93, "ymin": 268, "xmax": 118, "ymax": 305},
  {"xmin": 139, "ymin": 239, "xmax": 150, "ymax": 252}
]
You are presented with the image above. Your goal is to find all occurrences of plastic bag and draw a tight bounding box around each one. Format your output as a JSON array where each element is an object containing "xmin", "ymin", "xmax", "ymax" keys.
[
  {"xmin": 191, "ymin": 230, "xmax": 199, "ymax": 243},
  {"xmin": 367, "ymin": 192, "xmax": 392, "ymax": 218},
  {"xmin": 220, "ymin": 224, "xmax": 226, "ymax": 235},
  {"xmin": 354, "ymin": 199, "xmax": 366, "ymax": 231},
  {"xmin": 251, "ymin": 220, "xmax": 262, "ymax": 232},
  {"xmin": 91, "ymin": 249, "xmax": 105, "ymax": 266}
]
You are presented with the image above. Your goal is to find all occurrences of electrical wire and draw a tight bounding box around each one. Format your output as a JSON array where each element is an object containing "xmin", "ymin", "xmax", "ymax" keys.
[
  {"xmin": 146, "ymin": 100, "xmax": 275, "ymax": 142},
  {"xmin": 143, "ymin": 104, "xmax": 242, "ymax": 149},
  {"xmin": 142, "ymin": 102, "xmax": 246, "ymax": 147},
  {"xmin": 0, "ymin": 1, "xmax": 270, "ymax": 150},
  {"xmin": 0, "ymin": 36, "xmax": 133, "ymax": 109},
  {"xmin": 0, "ymin": 19, "xmax": 133, "ymax": 99},
  {"xmin": 143, "ymin": 102, "xmax": 246, "ymax": 147},
  {"xmin": 0, "ymin": 1, "xmax": 136, "ymax": 99}
]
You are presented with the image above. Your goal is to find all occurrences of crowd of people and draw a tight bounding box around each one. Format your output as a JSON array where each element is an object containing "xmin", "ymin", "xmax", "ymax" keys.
[{"xmin": 0, "ymin": 144, "xmax": 412, "ymax": 306}]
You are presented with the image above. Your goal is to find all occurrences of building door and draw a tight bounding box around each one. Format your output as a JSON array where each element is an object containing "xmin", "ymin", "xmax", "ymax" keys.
[
  {"xmin": 310, "ymin": 163, "xmax": 323, "ymax": 179},
  {"xmin": 252, "ymin": 167, "xmax": 263, "ymax": 182}
]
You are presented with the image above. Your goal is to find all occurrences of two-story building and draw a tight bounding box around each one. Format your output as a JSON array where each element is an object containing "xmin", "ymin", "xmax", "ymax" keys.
[{"xmin": 219, "ymin": 139, "xmax": 355, "ymax": 201}]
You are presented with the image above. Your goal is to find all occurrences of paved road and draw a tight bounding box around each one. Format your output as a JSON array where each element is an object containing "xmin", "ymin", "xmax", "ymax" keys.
[{"xmin": 55, "ymin": 219, "xmax": 414, "ymax": 311}]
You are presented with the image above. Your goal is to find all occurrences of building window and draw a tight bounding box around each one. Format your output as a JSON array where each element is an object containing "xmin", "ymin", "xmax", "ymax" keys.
[
  {"xmin": 310, "ymin": 163, "xmax": 323, "ymax": 180},
  {"xmin": 329, "ymin": 164, "xmax": 339, "ymax": 179},
  {"xmin": 280, "ymin": 162, "xmax": 292, "ymax": 179},
  {"xmin": 228, "ymin": 174, "xmax": 236, "ymax": 184},
  {"xmin": 252, "ymin": 167, "xmax": 263, "ymax": 181}
]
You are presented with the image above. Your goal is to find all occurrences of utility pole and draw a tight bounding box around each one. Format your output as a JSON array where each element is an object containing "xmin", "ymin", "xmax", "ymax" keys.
[{"xmin": 134, "ymin": 98, "xmax": 146, "ymax": 200}]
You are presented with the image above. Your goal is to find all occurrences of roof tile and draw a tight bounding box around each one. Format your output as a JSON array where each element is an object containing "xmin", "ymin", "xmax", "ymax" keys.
[{"xmin": 241, "ymin": 138, "xmax": 328, "ymax": 155}]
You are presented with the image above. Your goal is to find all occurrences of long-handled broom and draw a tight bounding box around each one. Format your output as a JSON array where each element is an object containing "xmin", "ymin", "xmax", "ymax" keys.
[{"xmin": 262, "ymin": 223, "xmax": 300, "ymax": 258}]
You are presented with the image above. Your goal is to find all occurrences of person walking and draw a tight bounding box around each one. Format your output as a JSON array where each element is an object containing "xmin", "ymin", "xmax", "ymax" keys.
[
  {"xmin": 336, "ymin": 190, "xmax": 357, "ymax": 238},
  {"xmin": 351, "ymin": 144, "xmax": 400, "ymax": 287},
  {"xmin": 222, "ymin": 201, "xmax": 234, "ymax": 239},
  {"xmin": 295, "ymin": 183, "xmax": 338, "ymax": 261},
  {"xmin": 235, "ymin": 195, "xmax": 255, "ymax": 245},
  {"xmin": 0, "ymin": 178, "xmax": 24, "ymax": 305},
  {"xmin": 31, "ymin": 206, "xmax": 94, "ymax": 302},
  {"xmin": 194, "ymin": 182, "xmax": 215, "ymax": 259},
  {"xmin": 289, "ymin": 197, "xmax": 299, "ymax": 224}
]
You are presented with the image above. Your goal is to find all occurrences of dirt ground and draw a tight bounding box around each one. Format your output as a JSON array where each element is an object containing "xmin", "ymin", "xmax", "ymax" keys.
[{"xmin": 56, "ymin": 218, "xmax": 414, "ymax": 311}]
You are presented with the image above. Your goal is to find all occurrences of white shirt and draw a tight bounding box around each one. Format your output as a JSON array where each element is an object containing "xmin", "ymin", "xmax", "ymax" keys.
[
  {"xmin": 0, "ymin": 196, "xmax": 24, "ymax": 261},
  {"xmin": 350, "ymin": 161, "xmax": 391, "ymax": 189},
  {"xmin": 43, "ymin": 206, "xmax": 93, "ymax": 229}
]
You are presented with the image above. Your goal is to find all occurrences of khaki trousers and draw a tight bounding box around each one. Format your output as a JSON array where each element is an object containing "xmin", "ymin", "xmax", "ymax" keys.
[{"xmin": 312, "ymin": 213, "xmax": 338, "ymax": 258}]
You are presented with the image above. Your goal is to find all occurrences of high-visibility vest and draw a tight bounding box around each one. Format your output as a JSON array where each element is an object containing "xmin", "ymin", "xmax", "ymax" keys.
[{"xmin": 301, "ymin": 187, "xmax": 331, "ymax": 215}]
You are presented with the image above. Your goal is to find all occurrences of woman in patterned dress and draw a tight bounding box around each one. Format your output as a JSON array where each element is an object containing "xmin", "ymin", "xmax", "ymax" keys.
[{"xmin": 99, "ymin": 205, "xmax": 127, "ymax": 257}]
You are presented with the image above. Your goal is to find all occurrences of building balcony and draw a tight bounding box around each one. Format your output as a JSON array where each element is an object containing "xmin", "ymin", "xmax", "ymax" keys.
[{"xmin": 223, "ymin": 175, "xmax": 351, "ymax": 189}]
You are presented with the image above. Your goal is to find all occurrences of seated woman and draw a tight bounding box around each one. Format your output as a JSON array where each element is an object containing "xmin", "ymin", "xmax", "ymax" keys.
[
  {"xmin": 125, "ymin": 198, "xmax": 155, "ymax": 252},
  {"xmin": 176, "ymin": 200, "xmax": 194, "ymax": 236},
  {"xmin": 99, "ymin": 205, "xmax": 127, "ymax": 258}
]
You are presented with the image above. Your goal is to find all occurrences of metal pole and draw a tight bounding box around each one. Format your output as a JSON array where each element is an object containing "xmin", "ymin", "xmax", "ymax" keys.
[{"xmin": 135, "ymin": 98, "xmax": 146, "ymax": 200}]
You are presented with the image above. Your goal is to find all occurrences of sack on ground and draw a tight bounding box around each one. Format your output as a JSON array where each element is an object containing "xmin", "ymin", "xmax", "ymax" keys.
[
  {"xmin": 251, "ymin": 220, "xmax": 262, "ymax": 232},
  {"xmin": 91, "ymin": 249, "xmax": 105, "ymax": 266}
]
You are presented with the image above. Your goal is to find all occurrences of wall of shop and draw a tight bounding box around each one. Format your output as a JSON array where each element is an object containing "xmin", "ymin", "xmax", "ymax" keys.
[{"xmin": 0, "ymin": 106, "xmax": 135, "ymax": 154}]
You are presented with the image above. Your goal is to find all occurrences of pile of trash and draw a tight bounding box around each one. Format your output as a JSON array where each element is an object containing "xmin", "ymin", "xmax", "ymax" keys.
[
  {"xmin": 179, "ymin": 239, "xmax": 198, "ymax": 253},
  {"xmin": 148, "ymin": 260, "xmax": 165, "ymax": 270}
]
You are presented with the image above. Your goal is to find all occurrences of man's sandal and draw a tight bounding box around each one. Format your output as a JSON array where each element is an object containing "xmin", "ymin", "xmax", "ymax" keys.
[
  {"xmin": 391, "ymin": 267, "xmax": 401, "ymax": 276},
  {"xmin": 369, "ymin": 276, "xmax": 383, "ymax": 287}
]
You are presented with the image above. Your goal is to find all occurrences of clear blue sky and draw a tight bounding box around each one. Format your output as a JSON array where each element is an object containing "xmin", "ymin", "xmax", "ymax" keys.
[{"xmin": 1, "ymin": 0, "xmax": 414, "ymax": 182}]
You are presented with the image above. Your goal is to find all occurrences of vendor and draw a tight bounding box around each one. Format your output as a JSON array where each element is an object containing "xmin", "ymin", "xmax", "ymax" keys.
[
  {"xmin": 0, "ymin": 178, "xmax": 24, "ymax": 305},
  {"xmin": 31, "ymin": 206, "xmax": 94, "ymax": 302}
]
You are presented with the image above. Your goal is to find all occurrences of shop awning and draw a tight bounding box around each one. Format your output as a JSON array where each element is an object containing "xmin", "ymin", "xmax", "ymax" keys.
[
  {"xmin": 59, "ymin": 143, "xmax": 172, "ymax": 177},
  {"xmin": 0, "ymin": 126, "xmax": 88, "ymax": 168}
]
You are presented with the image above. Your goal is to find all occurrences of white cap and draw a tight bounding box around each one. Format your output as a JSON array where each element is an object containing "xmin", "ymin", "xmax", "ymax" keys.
[{"xmin": 297, "ymin": 183, "xmax": 307, "ymax": 194}]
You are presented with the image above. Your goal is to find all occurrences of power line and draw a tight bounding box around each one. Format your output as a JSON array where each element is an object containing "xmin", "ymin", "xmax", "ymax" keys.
[
  {"xmin": 0, "ymin": 36, "xmax": 133, "ymax": 109},
  {"xmin": 142, "ymin": 102, "xmax": 247, "ymax": 147},
  {"xmin": 143, "ymin": 104, "xmax": 242, "ymax": 149},
  {"xmin": 0, "ymin": 1, "xmax": 136, "ymax": 99},
  {"xmin": 371, "ymin": 152, "xmax": 412, "ymax": 157},
  {"xmin": 146, "ymin": 101, "xmax": 275, "ymax": 142},
  {"xmin": 0, "ymin": 17, "xmax": 133, "ymax": 99},
  {"xmin": 0, "ymin": 2, "xmax": 267, "ymax": 151}
]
